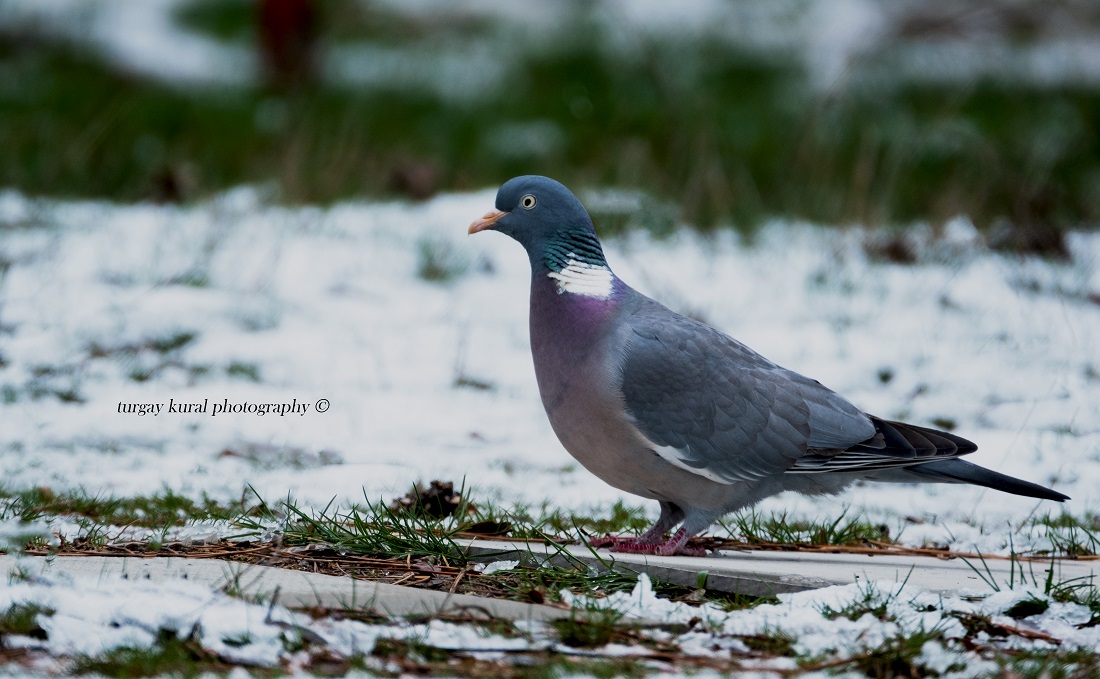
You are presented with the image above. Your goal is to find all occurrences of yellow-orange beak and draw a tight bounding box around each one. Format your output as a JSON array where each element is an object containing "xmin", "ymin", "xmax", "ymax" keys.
[{"xmin": 468, "ymin": 209, "xmax": 507, "ymax": 235}]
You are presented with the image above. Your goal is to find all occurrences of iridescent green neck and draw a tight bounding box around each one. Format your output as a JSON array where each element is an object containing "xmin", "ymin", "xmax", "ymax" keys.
[{"xmin": 542, "ymin": 230, "xmax": 606, "ymax": 273}]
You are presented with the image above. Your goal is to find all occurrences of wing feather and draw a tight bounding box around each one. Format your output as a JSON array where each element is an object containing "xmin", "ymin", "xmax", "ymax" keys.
[
  {"xmin": 617, "ymin": 298, "xmax": 978, "ymax": 482},
  {"xmin": 619, "ymin": 300, "xmax": 876, "ymax": 483}
]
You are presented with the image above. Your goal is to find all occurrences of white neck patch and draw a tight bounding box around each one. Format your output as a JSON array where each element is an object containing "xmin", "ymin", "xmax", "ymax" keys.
[{"xmin": 546, "ymin": 256, "xmax": 614, "ymax": 299}]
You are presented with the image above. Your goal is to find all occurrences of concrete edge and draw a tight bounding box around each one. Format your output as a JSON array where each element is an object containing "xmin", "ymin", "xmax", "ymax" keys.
[{"xmin": 1, "ymin": 555, "xmax": 573, "ymax": 622}]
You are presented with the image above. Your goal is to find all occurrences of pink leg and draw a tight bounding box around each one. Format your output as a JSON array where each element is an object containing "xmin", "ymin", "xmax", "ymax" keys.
[
  {"xmin": 587, "ymin": 520, "xmax": 668, "ymax": 550},
  {"xmin": 590, "ymin": 528, "xmax": 706, "ymax": 557},
  {"xmin": 586, "ymin": 502, "xmax": 699, "ymax": 554}
]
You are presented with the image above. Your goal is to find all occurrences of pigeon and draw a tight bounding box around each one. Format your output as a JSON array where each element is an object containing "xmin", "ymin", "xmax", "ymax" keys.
[{"xmin": 468, "ymin": 175, "xmax": 1069, "ymax": 556}]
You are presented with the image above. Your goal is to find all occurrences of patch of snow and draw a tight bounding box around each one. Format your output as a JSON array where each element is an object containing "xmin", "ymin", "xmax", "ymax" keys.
[
  {"xmin": 557, "ymin": 573, "xmax": 1098, "ymax": 673},
  {"xmin": 563, "ymin": 574, "xmax": 726, "ymax": 627},
  {"xmin": 480, "ymin": 559, "xmax": 520, "ymax": 575},
  {"xmin": 0, "ymin": 519, "xmax": 54, "ymax": 552},
  {"xmin": 1, "ymin": 566, "xmax": 291, "ymax": 662},
  {"xmin": 0, "ymin": 187, "xmax": 1096, "ymax": 557},
  {"xmin": 0, "ymin": 559, "xmax": 542, "ymax": 667}
]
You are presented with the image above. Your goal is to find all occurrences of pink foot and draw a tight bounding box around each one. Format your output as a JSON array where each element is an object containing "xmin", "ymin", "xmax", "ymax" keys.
[
  {"xmin": 655, "ymin": 542, "xmax": 707, "ymax": 557},
  {"xmin": 588, "ymin": 528, "xmax": 706, "ymax": 557},
  {"xmin": 587, "ymin": 535, "xmax": 656, "ymax": 550}
]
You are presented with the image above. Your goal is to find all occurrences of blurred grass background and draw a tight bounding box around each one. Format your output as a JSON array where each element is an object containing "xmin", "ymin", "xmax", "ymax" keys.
[{"xmin": 0, "ymin": 0, "xmax": 1097, "ymax": 250}]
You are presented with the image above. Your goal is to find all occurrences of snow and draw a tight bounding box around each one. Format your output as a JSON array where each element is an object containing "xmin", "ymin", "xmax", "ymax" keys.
[
  {"xmin": 0, "ymin": 185, "xmax": 1097, "ymax": 669},
  {"xmin": 0, "ymin": 520, "xmax": 52, "ymax": 553},
  {"xmin": 5, "ymin": 556, "xmax": 1094, "ymax": 672},
  {"xmin": 1, "ymin": 0, "xmax": 1098, "ymax": 671},
  {"xmin": 480, "ymin": 559, "xmax": 520, "ymax": 575},
  {"xmin": 559, "ymin": 573, "xmax": 1097, "ymax": 675},
  {"xmin": 2, "ymin": 561, "xmax": 296, "ymax": 662},
  {"xmin": 0, "ymin": 558, "xmax": 533, "ymax": 669},
  {"xmin": 0, "ymin": 187, "xmax": 1097, "ymax": 555}
]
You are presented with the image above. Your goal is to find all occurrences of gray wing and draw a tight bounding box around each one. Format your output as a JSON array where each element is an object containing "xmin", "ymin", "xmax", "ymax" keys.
[
  {"xmin": 619, "ymin": 300, "xmax": 877, "ymax": 484},
  {"xmin": 789, "ymin": 418, "xmax": 977, "ymax": 474}
]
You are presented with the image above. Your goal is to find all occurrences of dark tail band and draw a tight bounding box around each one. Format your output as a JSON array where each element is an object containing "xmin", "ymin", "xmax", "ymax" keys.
[{"xmin": 909, "ymin": 459, "xmax": 1069, "ymax": 502}]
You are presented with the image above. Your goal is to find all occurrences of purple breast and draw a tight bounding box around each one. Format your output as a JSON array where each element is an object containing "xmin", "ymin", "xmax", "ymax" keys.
[{"xmin": 528, "ymin": 275, "xmax": 624, "ymax": 415}]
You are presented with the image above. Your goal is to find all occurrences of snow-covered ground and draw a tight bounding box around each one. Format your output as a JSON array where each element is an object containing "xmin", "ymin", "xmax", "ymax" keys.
[
  {"xmin": 2, "ymin": 563, "xmax": 1097, "ymax": 675},
  {"xmin": 1, "ymin": 186, "xmax": 1098, "ymax": 673},
  {"xmin": 1, "ymin": 187, "xmax": 1097, "ymax": 555},
  {"xmin": 2, "ymin": 1, "xmax": 1098, "ymax": 672}
]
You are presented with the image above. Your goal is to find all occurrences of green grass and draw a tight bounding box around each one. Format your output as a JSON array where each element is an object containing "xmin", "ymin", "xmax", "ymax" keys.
[
  {"xmin": 416, "ymin": 235, "xmax": 469, "ymax": 282},
  {"xmin": 551, "ymin": 605, "xmax": 626, "ymax": 649},
  {"xmin": 720, "ymin": 508, "xmax": 895, "ymax": 546},
  {"xmin": 235, "ymin": 490, "xmax": 777, "ymax": 610},
  {"xmin": 82, "ymin": 331, "xmax": 203, "ymax": 388},
  {"xmin": 269, "ymin": 492, "xmax": 469, "ymax": 563},
  {"xmin": 476, "ymin": 544, "xmax": 643, "ymax": 605},
  {"xmin": 0, "ymin": 486, "xmax": 251, "ymax": 527},
  {"xmin": 1034, "ymin": 512, "xmax": 1100, "ymax": 557},
  {"xmin": 998, "ymin": 648, "xmax": 1100, "ymax": 679},
  {"xmin": 536, "ymin": 500, "xmax": 654, "ymax": 539},
  {"xmin": 0, "ymin": 602, "xmax": 51, "ymax": 639},
  {"xmin": 72, "ymin": 630, "xmax": 231, "ymax": 678},
  {"xmin": 2, "ymin": 8, "xmax": 1098, "ymax": 239},
  {"xmin": 960, "ymin": 547, "xmax": 1100, "ymax": 628},
  {"xmin": 843, "ymin": 628, "xmax": 961, "ymax": 678},
  {"xmin": 516, "ymin": 659, "xmax": 650, "ymax": 679},
  {"xmin": 0, "ymin": 486, "xmax": 264, "ymax": 551},
  {"xmin": 244, "ymin": 491, "xmax": 649, "ymax": 602},
  {"xmin": 368, "ymin": 635, "xmax": 651, "ymax": 679},
  {"xmin": 443, "ymin": 496, "xmax": 778, "ymax": 606},
  {"xmin": 22, "ymin": 364, "xmax": 85, "ymax": 403},
  {"xmin": 460, "ymin": 498, "xmax": 655, "ymax": 543},
  {"xmin": 739, "ymin": 630, "xmax": 797, "ymax": 656},
  {"xmin": 144, "ymin": 331, "xmax": 199, "ymax": 354},
  {"xmin": 818, "ymin": 580, "xmax": 895, "ymax": 622},
  {"xmin": 225, "ymin": 360, "xmax": 262, "ymax": 382}
]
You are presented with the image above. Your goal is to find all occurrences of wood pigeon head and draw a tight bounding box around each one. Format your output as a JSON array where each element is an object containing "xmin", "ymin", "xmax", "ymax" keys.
[{"xmin": 468, "ymin": 175, "xmax": 597, "ymax": 250}]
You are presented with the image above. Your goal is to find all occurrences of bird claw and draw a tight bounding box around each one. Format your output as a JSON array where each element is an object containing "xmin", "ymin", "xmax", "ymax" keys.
[
  {"xmin": 587, "ymin": 534, "xmax": 707, "ymax": 557},
  {"xmin": 654, "ymin": 543, "xmax": 707, "ymax": 557},
  {"xmin": 587, "ymin": 535, "xmax": 652, "ymax": 550}
]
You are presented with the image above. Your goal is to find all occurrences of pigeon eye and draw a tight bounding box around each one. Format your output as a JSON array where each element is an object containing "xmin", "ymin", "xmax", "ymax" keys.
[{"xmin": 520, "ymin": 194, "xmax": 537, "ymax": 210}]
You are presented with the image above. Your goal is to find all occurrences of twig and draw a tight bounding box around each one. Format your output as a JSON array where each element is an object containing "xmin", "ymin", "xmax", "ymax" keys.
[{"xmin": 449, "ymin": 567, "xmax": 468, "ymax": 594}]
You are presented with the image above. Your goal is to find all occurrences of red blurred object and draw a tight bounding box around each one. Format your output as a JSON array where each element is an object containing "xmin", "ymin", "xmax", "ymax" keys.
[{"xmin": 258, "ymin": 0, "xmax": 319, "ymax": 90}]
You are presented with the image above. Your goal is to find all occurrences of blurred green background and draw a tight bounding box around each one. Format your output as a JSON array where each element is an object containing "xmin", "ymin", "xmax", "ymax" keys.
[{"xmin": 0, "ymin": 0, "xmax": 1097, "ymax": 251}]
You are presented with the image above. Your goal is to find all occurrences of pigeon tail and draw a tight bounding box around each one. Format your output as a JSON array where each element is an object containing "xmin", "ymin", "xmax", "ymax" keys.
[{"xmin": 906, "ymin": 459, "xmax": 1069, "ymax": 502}]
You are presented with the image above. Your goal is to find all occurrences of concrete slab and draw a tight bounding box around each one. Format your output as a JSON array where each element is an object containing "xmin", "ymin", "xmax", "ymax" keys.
[
  {"xmin": 1, "ymin": 555, "xmax": 570, "ymax": 622},
  {"xmin": 463, "ymin": 539, "xmax": 1100, "ymax": 598},
  {"xmin": 7, "ymin": 542, "xmax": 1092, "ymax": 623}
]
